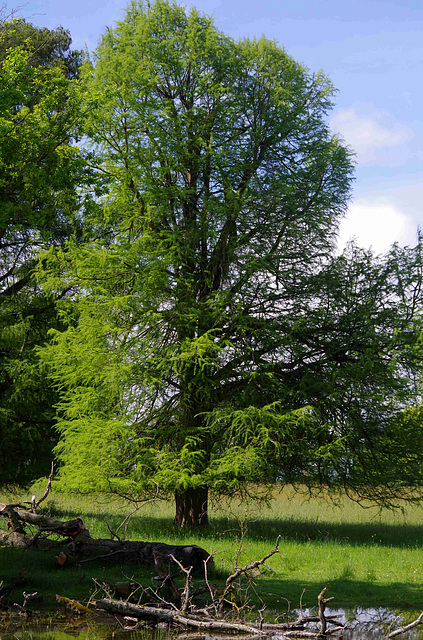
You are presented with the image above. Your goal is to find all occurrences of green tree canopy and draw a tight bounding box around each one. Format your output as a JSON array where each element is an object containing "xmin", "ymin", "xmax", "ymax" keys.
[
  {"xmin": 0, "ymin": 18, "xmax": 88, "ymax": 486},
  {"xmin": 41, "ymin": 0, "xmax": 423, "ymax": 525}
]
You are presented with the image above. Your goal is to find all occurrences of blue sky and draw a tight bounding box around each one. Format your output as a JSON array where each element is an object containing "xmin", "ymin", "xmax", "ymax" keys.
[{"xmin": 11, "ymin": 0, "xmax": 423, "ymax": 254}]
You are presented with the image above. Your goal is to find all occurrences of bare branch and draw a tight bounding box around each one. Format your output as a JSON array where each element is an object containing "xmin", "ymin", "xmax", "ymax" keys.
[
  {"xmin": 387, "ymin": 612, "xmax": 423, "ymax": 638},
  {"xmin": 217, "ymin": 535, "xmax": 281, "ymax": 613}
]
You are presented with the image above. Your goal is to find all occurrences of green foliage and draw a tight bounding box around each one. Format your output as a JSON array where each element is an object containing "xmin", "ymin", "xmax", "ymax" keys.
[
  {"xmin": 0, "ymin": 18, "xmax": 89, "ymax": 486},
  {"xmin": 274, "ymin": 241, "xmax": 423, "ymax": 502},
  {"xmin": 40, "ymin": 0, "xmax": 423, "ymax": 521}
]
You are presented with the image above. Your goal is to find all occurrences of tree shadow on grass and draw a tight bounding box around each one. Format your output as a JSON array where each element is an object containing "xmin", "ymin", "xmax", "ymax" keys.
[
  {"xmin": 259, "ymin": 576, "xmax": 422, "ymax": 611},
  {"xmin": 42, "ymin": 501, "xmax": 423, "ymax": 548},
  {"xmin": 223, "ymin": 517, "xmax": 423, "ymax": 548}
]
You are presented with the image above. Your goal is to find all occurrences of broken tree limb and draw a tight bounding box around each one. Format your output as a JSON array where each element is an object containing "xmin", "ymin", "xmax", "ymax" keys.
[
  {"xmin": 0, "ymin": 573, "xmax": 28, "ymax": 599},
  {"xmin": 1, "ymin": 505, "xmax": 26, "ymax": 534},
  {"xmin": 23, "ymin": 462, "xmax": 54, "ymax": 513},
  {"xmin": 0, "ymin": 504, "xmax": 212, "ymax": 573},
  {"xmin": 95, "ymin": 598, "xmax": 268, "ymax": 635},
  {"xmin": 317, "ymin": 586, "xmax": 334, "ymax": 635},
  {"xmin": 95, "ymin": 597, "xmax": 344, "ymax": 637},
  {"xmin": 387, "ymin": 611, "xmax": 423, "ymax": 638},
  {"xmin": 218, "ymin": 535, "xmax": 280, "ymax": 613},
  {"xmin": 0, "ymin": 504, "xmax": 91, "ymax": 538},
  {"xmin": 170, "ymin": 554, "xmax": 193, "ymax": 612}
]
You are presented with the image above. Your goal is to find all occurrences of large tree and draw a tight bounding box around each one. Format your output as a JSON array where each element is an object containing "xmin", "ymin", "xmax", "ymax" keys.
[
  {"xmin": 0, "ymin": 18, "xmax": 88, "ymax": 486},
  {"xmin": 41, "ymin": 0, "xmax": 423, "ymax": 525}
]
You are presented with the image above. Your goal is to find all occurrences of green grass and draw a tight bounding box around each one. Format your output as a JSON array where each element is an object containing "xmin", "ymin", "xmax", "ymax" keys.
[{"xmin": 1, "ymin": 486, "xmax": 423, "ymax": 612}]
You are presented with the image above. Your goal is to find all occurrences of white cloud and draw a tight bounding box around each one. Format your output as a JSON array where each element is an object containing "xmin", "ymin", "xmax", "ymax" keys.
[
  {"xmin": 330, "ymin": 107, "xmax": 411, "ymax": 164},
  {"xmin": 337, "ymin": 200, "xmax": 418, "ymax": 255}
]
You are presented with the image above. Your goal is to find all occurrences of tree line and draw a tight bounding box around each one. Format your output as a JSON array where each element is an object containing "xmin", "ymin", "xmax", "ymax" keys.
[{"xmin": 1, "ymin": 1, "xmax": 423, "ymax": 526}]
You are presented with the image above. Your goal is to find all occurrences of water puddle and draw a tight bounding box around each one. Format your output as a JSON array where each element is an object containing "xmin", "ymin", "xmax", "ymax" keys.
[
  {"xmin": 289, "ymin": 607, "xmax": 423, "ymax": 639},
  {"xmin": 1, "ymin": 607, "xmax": 423, "ymax": 639}
]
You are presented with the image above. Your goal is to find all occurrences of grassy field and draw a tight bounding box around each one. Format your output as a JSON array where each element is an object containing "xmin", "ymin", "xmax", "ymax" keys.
[{"xmin": 1, "ymin": 486, "xmax": 423, "ymax": 613}]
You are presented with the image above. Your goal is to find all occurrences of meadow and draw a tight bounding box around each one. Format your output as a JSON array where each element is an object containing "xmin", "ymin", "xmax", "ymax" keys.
[{"xmin": 1, "ymin": 486, "xmax": 423, "ymax": 613}]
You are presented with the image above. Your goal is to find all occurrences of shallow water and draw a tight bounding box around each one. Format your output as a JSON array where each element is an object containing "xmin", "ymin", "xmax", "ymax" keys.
[
  {"xmin": 290, "ymin": 607, "xmax": 423, "ymax": 639},
  {"xmin": 1, "ymin": 607, "xmax": 423, "ymax": 640}
]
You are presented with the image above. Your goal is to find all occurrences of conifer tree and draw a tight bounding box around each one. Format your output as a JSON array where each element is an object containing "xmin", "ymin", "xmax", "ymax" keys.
[{"xmin": 42, "ymin": 0, "xmax": 423, "ymax": 525}]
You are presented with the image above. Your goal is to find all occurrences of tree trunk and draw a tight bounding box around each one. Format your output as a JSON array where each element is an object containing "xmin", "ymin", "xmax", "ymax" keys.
[{"xmin": 174, "ymin": 486, "xmax": 208, "ymax": 527}]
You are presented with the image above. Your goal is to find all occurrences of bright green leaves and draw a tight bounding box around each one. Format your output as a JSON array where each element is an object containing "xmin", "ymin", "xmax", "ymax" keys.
[
  {"xmin": 39, "ymin": 1, "xmax": 423, "ymax": 521},
  {"xmin": 39, "ymin": 1, "xmax": 355, "ymax": 510}
]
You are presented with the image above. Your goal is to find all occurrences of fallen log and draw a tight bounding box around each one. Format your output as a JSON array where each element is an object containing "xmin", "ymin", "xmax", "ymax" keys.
[
  {"xmin": 0, "ymin": 504, "xmax": 212, "ymax": 573},
  {"xmin": 95, "ymin": 597, "xmax": 344, "ymax": 637},
  {"xmin": 95, "ymin": 598, "xmax": 268, "ymax": 635},
  {"xmin": 0, "ymin": 504, "xmax": 91, "ymax": 539},
  {"xmin": 74, "ymin": 538, "xmax": 212, "ymax": 574}
]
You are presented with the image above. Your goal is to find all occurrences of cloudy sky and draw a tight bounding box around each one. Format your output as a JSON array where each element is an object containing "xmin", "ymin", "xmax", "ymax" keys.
[{"xmin": 9, "ymin": 0, "xmax": 423, "ymax": 255}]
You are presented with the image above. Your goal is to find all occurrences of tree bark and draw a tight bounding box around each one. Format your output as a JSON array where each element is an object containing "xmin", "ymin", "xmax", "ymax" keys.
[
  {"xmin": 94, "ymin": 598, "xmax": 343, "ymax": 636},
  {"xmin": 0, "ymin": 504, "xmax": 212, "ymax": 573},
  {"xmin": 174, "ymin": 486, "xmax": 209, "ymax": 527},
  {"xmin": 95, "ymin": 598, "xmax": 266, "ymax": 634}
]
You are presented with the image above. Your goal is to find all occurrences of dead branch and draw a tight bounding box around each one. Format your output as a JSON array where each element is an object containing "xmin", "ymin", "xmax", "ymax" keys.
[
  {"xmin": 0, "ymin": 573, "xmax": 28, "ymax": 600},
  {"xmin": 95, "ymin": 598, "xmax": 268, "ymax": 635},
  {"xmin": 387, "ymin": 611, "xmax": 423, "ymax": 638},
  {"xmin": 203, "ymin": 552, "xmax": 218, "ymax": 615},
  {"xmin": 113, "ymin": 492, "xmax": 160, "ymax": 541},
  {"xmin": 0, "ymin": 505, "xmax": 211, "ymax": 573},
  {"xmin": 0, "ymin": 504, "xmax": 91, "ymax": 538},
  {"xmin": 218, "ymin": 535, "xmax": 280, "ymax": 613},
  {"xmin": 1, "ymin": 505, "xmax": 26, "ymax": 534},
  {"xmin": 22, "ymin": 463, "xmax": 54, "ymax": 513},
  {"xmin": 317, "ymin": 586, "xmax": 334, "ymax": 635},
  {"xmin": 36, "ymin": 462, "xmax": 54, "ymax": 510},
  {"xmin": 170, "ymin": 553, "xmax": 193, "ymax": 612},
  {"xmin": 95, "ymin": 596, "xmax": 345, "ymax": 637}
]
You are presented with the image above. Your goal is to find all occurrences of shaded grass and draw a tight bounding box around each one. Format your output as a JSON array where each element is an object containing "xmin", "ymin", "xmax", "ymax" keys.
[{"xmin": 1, "ymin": 486, "xmax": 423, "ymax": 610}]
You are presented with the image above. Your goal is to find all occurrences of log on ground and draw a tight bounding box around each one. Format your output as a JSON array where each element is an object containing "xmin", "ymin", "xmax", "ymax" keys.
[{"xmin": 0, "ymin": 504, "xmax": 212, "ymax": 573}]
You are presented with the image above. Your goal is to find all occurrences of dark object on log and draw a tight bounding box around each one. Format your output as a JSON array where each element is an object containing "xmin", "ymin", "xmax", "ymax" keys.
[
  {"xmin": 0, "ymin": 504, "xmax": 212, "ymax": 574},
  {"xmin": 74, "ymin": 538, "xmax": 212, "ymax": 574}
]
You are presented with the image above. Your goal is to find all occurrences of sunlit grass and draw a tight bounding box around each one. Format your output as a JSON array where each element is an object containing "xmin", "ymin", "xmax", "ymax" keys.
[{"xmin": 1, "ymin": 485, "xmax": 423, "ymax": 609}]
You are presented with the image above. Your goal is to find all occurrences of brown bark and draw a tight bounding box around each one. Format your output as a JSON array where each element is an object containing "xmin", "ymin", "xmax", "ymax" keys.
[
  {"xmin": 95, "ymin": 598, "xmax": 266, "ymax": 634},
  {"xmin": 174, "ymin": 486, "xmax": 209, "ymax": 527},
  {"xmin": 387, "ymin": 612, "xmax": 423, "ymax": 638},
  {"xmin": 0, "ymin": 504, "xmax": 212, "ymax": 573},
  {"xmin": 317, "ymin": 586, "xmax": 334, "ymax": 636},
  {"xmin": 95, "ymin": 598, "xmax": 344, "ymax": 636}
]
